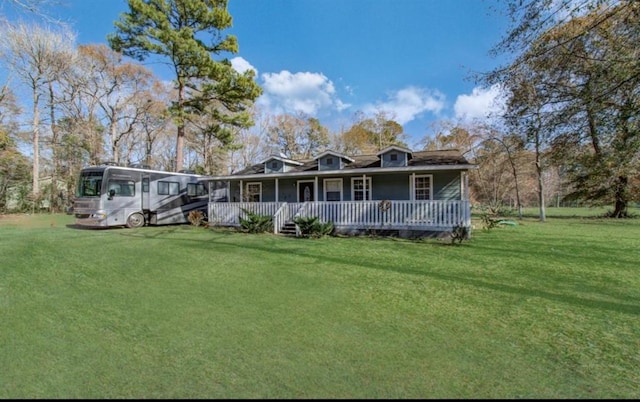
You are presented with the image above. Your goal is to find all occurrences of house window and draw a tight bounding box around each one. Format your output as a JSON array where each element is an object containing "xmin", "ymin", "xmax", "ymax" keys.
[
  {"xmin": 352, "ymin": 177, "xmax": 372, "ymax": 201},
  {"xmin": 271, "ymin": 161, "xmax": 278, "ymax": 169},
  {"xmin": 390, "ymin": 153, "xmax": 398, "ymax": 161},
  {"xmin": 413, "ymin": 175, "xmax": 432, "ymax": 200},
  {"xmin": 158, "ymin": 181, "xmax": 179, "ymax": 195},
  {"xmin": 326, "ymin": 157, "xmax": 334, "ymax": 166},
  {"xmin": 245, "ymin": 182, "xmax": 261, "ymax": 202},
  {"xmin": 324, "ymin": 179, "xmax": 342, "ymax": 201}
]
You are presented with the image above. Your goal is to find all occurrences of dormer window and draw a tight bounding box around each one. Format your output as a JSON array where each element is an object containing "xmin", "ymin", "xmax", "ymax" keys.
[
  {"xmin": 314, "ymin": 150, "xmax": 354, "ymax": 171},
  {"xmin": 377, "ymin": 145, "xmax": 413, "ymax": 168},
  {"xmin": 260, "ymin": 155, "xmax": 303, "ymax": 173}
]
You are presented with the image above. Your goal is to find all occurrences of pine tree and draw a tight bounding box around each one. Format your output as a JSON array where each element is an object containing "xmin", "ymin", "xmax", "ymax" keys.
[{"xmin": 108, "ymin": 0, "xmax": 262, "ymax": 171}]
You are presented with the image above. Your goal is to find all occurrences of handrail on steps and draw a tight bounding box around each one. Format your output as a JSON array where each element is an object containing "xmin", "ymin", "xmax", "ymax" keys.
[{"xmin": 273, "ymin": 202, "xmax": 287, "ymax": 234}]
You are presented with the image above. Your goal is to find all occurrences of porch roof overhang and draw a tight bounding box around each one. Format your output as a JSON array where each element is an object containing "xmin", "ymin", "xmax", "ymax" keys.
[{"xmin": 199, "ymin": 163, "xmax": 478, "ymax": 182}]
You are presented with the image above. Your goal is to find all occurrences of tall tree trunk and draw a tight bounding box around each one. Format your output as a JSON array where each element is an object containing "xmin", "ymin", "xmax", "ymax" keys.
[
  {"xmin": 88, "ymin": 115, "xmax": 102, "ymax": 166},
  {"xmin": 176, "ymin": 124, "xmax": 184, "ymax": 171},
  {"xmin": 48, "ymin": 81, "xmax": 58, "ymax": 213},
  {"xmin": 495, "ymin": 136, "xmax": 523, "ymax": 220},
  {"xmin": 110, "ymin": 122, "xmax": 119, "ymax": 163},
  {"xmin": 32, "ymin": 88, "xmax": 40, "ymax": 200},
  {"xmin": 512, "ymin": 164, "xmax": 523, "ymax": 220},
  {"xmin": 611, "ymin": 101, "xmax": 633, "ymax": 218},
  {"xmin": 612, "ymin": 176, "xmax": 628, "ymax": 218},
  {"xmin": 175, "ymin": 84, "xmax": 185, "ymax": 172},
  {"xmin": 535, "ymin": 130, "xmax": 546, "ymax": 222},
  {"xmin": 145, "ymin": 132, "xmax": 153, "ymax": 168}
]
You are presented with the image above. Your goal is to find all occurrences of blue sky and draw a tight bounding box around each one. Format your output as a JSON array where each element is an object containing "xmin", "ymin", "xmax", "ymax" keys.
[{"xmin": 2, "ymin": 0, "xmax": 511, "ymax": 147}]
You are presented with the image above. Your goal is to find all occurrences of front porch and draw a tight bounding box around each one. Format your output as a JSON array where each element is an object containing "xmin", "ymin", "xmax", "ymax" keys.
[{"xmin": 208, "ymin": 200, "xmax": 471, "ymax": 238}]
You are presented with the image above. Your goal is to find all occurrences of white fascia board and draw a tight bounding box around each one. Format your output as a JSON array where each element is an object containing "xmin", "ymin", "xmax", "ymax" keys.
[
  {"xmin": 314, "ymin": 150, "xmax": 355, "ymax": 163},
  {"xmin": 258, "ymin": 155, "xmax": 304, "ymax": 166},
  {"xmin": 376, "ymin": 145, "xmax": 413, "ymax": 156}
]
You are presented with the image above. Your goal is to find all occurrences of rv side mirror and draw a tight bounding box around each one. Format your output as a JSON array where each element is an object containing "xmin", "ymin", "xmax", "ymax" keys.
[{"xmin": 108, "ymin": 189, "xmax": 116, "ymax": 200}]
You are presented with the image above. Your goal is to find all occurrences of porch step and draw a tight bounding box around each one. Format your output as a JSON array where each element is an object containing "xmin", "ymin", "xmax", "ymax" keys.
[{"xmin": 279, "ymin": 222, "xmax": 297, "ymax": 236}]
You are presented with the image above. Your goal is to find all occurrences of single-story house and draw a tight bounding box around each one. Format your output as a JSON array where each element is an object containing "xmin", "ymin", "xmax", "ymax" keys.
[{"xmin": 200, "ymin": 146, "xmax": 475, "ymax": 238}]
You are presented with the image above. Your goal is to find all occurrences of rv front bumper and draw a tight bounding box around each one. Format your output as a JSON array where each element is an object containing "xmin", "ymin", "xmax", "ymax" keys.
[{"xmin": 74, "ymin": 212, "xmax": 108, "ymax": 227}]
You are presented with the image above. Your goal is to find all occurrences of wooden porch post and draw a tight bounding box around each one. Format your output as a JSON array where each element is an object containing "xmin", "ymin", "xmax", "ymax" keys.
[
  {"xmin": 362, "ymin": 174, "xmax": 367, "ymax": 200},
  {"xmin": 275, "ymin": 178, "xmax": 279, "ymax": 202},
  {"xmin": 227, "ymin": 180, "xmax": 230, "ymax": 202},
  {"xmin": 464, "ymin": 172, "xmax": 469, "ymax": 200},
  {"xmin": 314, "ymin": 177, "xmax": 318, "ymax": 201},
  {"xmin": 240, "ymin": 180, "xmax": 243, "ymax": 202},
  {"xmin": 410, "ymin": 173, "xmax": 415, "ymax": 201}
]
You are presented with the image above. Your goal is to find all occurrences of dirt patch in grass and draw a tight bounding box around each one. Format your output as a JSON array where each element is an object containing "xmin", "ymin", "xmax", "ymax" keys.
[
  {"xmin": 0, "ymin": 213, "xmax": 72, "ymax": 228},
  {"xmin": 0, "ymin": 213, "xmax": 28, "ymax": 224}
]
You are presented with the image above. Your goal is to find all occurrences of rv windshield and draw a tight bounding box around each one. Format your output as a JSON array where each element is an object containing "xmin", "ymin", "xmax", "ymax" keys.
[{"xmin": 76, "ymin": 171, "xmax": 103, "ymax": 197}]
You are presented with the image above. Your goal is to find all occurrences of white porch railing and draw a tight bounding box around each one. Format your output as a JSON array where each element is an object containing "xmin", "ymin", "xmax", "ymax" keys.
[
  {"xmin": 208, "ymin": 202, "xmax": 283, "ymax": 228},
  {"xmin": 209, "ymin": 200, "xmax": 471, "ymax": 234}
]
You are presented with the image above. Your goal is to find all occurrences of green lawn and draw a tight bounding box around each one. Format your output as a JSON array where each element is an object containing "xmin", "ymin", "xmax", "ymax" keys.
[{"xmin": 1, "ymin": 211, "xmax": 639, "ymax": 398}]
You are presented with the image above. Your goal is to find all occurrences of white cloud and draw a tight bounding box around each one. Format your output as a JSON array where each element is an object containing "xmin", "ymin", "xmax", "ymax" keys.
[
  {"xmin": 258, "ymin": 70, "xmax": 349, "ymax": 115},
  {"xmin": 454, "ymin": 84, "xmax": 505, "ymax": 122},
  {"xmin": 363, "ymin": 86, "xmax": 446, "ymax": 125},
  {"xmin": 230, "ymin": 57, "xmax": 257, "ymax": 75}
]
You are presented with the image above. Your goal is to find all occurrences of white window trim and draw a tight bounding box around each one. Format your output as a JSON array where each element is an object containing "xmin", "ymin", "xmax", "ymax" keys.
[
  {"xmin": 411, "ymin": 174, "xmax": 433, "ymax": 201},
  {"xmin": 323, "ymin": 178, "xmax": 343, "ymax": 201},
  {"xmin": 351, "ymin": 177, "xmax": 372, "ymax": 201},
  {"xmin": 245, "ymin": 182, "xmax": 262, "ymax": 202}
]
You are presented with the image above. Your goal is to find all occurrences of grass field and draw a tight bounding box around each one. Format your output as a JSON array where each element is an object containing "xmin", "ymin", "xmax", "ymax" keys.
[{"xmin": 1, "ymin": 209, "xmax": 639, "ymax": 398}]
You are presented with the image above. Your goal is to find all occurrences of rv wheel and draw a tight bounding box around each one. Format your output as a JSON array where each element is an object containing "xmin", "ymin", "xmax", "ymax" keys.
[{"xmin": 126, "ymin": 212, "xmax": 145, "ymax": 228}]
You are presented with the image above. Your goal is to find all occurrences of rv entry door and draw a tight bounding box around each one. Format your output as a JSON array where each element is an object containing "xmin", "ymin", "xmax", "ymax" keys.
[{"xmin": 142, "ymin": 176, "xmax": 150, "ymax": 211}]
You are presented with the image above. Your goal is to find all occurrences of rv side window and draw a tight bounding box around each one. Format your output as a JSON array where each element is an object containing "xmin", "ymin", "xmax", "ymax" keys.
[
  {"xmin": 158, "ymin": 181, "xmax": 180, "ymax": 195},
  {"xmin": 187, "ymin": 183, "xmax": 207, "ymax": 197},
  {"xmin": 142, "ymin": 178, "xmax": 149, "ymax": 193},
  {"xmin": 108, "ymin": 180, "xmax": 135, "ymax": 197}
]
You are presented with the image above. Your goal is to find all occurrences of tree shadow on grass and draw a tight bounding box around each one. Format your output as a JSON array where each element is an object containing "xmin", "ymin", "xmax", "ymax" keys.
[
  {"xmin": 66, "ymin": 224, "xmax": 115, "ymax": 230},
  {"xmin": 117, "ymin": 228, "xmax": 640, "ymax": 317}
]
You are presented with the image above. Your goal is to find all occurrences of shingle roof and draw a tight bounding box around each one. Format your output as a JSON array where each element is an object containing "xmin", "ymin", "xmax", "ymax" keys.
[{"xmin": 233, "ymin": 149, "xmax": 470, "ymax": 175}]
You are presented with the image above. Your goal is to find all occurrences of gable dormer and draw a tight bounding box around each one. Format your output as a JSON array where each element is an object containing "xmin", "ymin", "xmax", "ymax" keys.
[
  {"xmin": 314, "ymin": 150, "xmax": 355, "ymax": 171},
  {"xmin": 377, "ymin": 145, "xmax": 413, "ymax": 168},
  {"xmin": 260, "ymin": 155, "xmax": 304, "ymax": 174}
]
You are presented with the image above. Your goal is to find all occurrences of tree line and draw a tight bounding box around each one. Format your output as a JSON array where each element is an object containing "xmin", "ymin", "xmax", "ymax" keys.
[
  {"xmin": 484, "ymin": 0, "xmax": 640, "ymax": 219},
  {"xmin": 0, "ymin": 0, "xmax": 638, "ymax": 219}
]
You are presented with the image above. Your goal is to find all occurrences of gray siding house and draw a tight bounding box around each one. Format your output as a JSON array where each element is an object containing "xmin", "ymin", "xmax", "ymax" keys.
[{"xmin": 202, "ymin": 146, "xmax": 475, "ymax": 237}]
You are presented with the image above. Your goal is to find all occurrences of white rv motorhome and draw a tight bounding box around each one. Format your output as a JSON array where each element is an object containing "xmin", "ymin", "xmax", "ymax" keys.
[{"xmin": 73, "ymin": 164, "xmax": 209, "ymax": 228}]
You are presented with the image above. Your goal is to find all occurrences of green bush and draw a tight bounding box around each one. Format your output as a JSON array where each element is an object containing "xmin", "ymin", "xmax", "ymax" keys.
[
  {"xmin": 239, "ymin": 208, "xmax": 273, "ymax": 233},
  {"xmin": 293, "ymin": 216, "xmax": 334, "ymax": 238},
  {"xmin": 450, "ymin": 224, "xmax": 469, "ymax": 244},
  {"xmin": 480, "ymin": 212, "xmax": 500, "ymax": 230}
]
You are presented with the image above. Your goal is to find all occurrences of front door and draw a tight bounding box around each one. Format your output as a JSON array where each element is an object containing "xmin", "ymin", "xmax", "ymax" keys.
[{"xmin": 298, "ymin": 181, "xmax": 315, "ymax": 202}]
